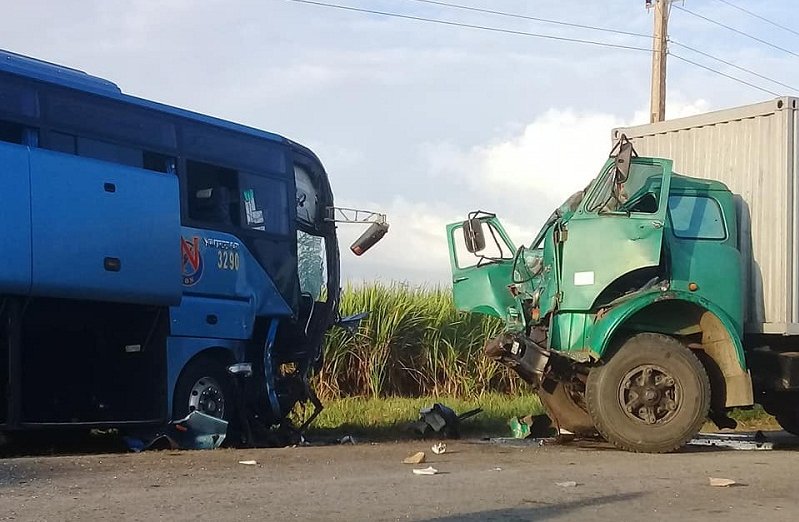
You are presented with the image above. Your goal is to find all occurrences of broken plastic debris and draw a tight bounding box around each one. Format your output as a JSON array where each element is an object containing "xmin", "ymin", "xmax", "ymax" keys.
[
  {"xmin": 510, "ymin": 414, "xmax": 556, "ymax": 439},
  {"xmin": 413, "ymin": 466, "xmax": 439, "ymax": 475},
  {"xmin": 238, "ymin": 460, "xmax": 257, "ymax": 466},
  {"xmin": 556, "ymin": 481, "xmax": 578, "ymax": 487},
  {"xmin": 431, "ymin": 443, "xmax": 447, "ymax": 455},
  {"xmin": 403, "ymin": 452, "xmax": 426, "ymax": 465},
  {"xmin": 709, "ymin": 477, "xmax": 736, "ymax": 487},
  {"xmin": 493, "ymin": 467, "xmax": 502, "ymax": 472},
  {"xmin": 412, "ymin": 404, "xmax": 482, "ymax": 439}
]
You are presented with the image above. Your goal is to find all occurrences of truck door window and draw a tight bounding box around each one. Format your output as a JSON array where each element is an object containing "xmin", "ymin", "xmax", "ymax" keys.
[
  {"xmin": 585, "ymin": 162, "xmax": 662, "ymax": 214},
  {"xmin": 454, "ymin": 221, "xmax": 513, "ymax": 269},
  {"xmin": 668, "ymin": 195, "xmax": 726, "ymax": 240}
]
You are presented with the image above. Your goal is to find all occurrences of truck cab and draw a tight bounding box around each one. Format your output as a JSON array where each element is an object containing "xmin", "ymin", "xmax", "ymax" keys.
[{"xmin": 447, "ymin": 138, "xmax": 753, "ymax": 453}]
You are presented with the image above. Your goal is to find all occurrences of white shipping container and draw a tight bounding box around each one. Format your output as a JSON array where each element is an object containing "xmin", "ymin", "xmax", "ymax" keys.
[{"xmin": 613, "ymin": 97, "xmax": 799, "ymax": 335}]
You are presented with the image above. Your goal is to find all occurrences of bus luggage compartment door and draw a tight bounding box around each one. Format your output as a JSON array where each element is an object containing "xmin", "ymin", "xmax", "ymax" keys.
[
  {"xmin": 29, "ymin": 148, "xmax": 182, "ymax": 306},
  {"xmin": 0, "ymin": 142, "xmax": 32, "ymax": 295}
]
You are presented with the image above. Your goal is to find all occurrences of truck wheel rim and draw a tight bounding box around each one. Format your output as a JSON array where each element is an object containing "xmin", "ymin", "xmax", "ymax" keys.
[
  {"xmin": 189, "ymin": 376, "xmax": 226, "ymax": 419},
  {"xmin": 618, "ymin": 364, "xmax": 680, "ymax": 425}
]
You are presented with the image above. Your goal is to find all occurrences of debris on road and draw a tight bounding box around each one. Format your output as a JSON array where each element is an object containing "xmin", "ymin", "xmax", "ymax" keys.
[
  {"xmin": 509, "ymin": 414, "xmax": 555, "ymax": 439},
  {"xmin": 403, "ymin": 452, "xmax": 426, "ymax": 465},
  {"xmin": 411, "ymin": 403, "xmax": 482, "ymax": 439},
  {"xmin": 431, "ymin": 443, "xmax": 447, "ymax": 455},
  {"xmin": 122, "ymin": 411, "xmax": 228, "ymax": 452},
  {"xmin": 486, "ymin": 437, "xmax": 548, "ymax": 447},
  {"xmin": 412, "ymin": 466, "xmax": 439, "ymax": 476},
  {"xmin": 556, "ymin": 481, "xmax": 578, "ymax": 488},
  {"xmin": 338, "ymin": 435, "xmax": 357, "ymax": 445},
  {"xmin": 708, "ymin": 477, "xmax": 737, "ymax": 487},
  {"xmin": 493, "ymin": 467, "xmax": 502, "ymax": 472},
  {"xmin": 238, "ymin": 460, "xmax": 257, "ymax": 466},
  {"xmin": 689, "ymin": 432, "xmax": 773, "ymax": 451}
]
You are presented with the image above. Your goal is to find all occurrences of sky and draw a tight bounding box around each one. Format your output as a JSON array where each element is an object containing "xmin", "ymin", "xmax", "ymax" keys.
[{"xmin": 3, "ymin": 0, "xmax": 798, "ymax": 284}]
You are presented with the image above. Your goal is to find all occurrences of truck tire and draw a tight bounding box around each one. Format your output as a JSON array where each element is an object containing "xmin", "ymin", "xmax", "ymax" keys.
[
  {"xmin": 586, "ymin": 333, "xmax": 710, "ymax": 453},
  {"xmin": 774, "ymin": 410, "xmax": 799, "ymax": 437},
  {"xmin": 173, "ymin": 356, "xmax": 235, "ymax": 423}
]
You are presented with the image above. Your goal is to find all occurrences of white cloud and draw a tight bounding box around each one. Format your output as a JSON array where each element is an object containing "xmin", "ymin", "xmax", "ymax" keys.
[{"xmin": 426, "ymin": 96, "xmax": 712, "ymax": 210}]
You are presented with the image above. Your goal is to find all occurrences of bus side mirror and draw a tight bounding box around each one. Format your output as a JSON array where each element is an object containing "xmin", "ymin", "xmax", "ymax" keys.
[
  {"xmin": 350, "ymin": 222, "xmax": 389, "ymax": 256},
  {"xmin": 463, "ymin": 218, "xmax": 486, "ymax": 253}
]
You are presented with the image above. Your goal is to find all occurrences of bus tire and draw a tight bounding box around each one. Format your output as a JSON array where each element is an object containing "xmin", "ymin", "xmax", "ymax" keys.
[
  {"xmin": 173, "ymin": 355, "xmax": 235, "ymax": 423},
  {"xmin": 586, "ymin": 332, "xmax": 710, "ymax": 453}
]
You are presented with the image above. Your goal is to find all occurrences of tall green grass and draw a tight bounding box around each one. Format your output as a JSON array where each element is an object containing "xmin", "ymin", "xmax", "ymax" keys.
[{"xmin": 317, "ymin": 282, "xmax": 526, "ymax": 399}]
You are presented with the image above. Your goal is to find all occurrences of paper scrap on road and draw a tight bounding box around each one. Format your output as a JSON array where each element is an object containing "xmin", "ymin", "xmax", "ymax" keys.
[
  {"xmin": 709, "ymin": 477, "xmax": 737, "ymax": 487},
  {"xmin": 403, "ymin": 452, "xmax": 426, "ymax": 464},
  {"xmin": 413, "ymin": 466, "xmax": 439, "ymax": 475},
  {"xmin": 431, "ymin": 443, "xmax": 447, "ymax": 455},
  {"xmin": 238, "ymin": 460, "xmax": 257, "ymax": 466},
  {"xmin": 556, "ymin": 481, "xmax": 578, "ymax": 487}
]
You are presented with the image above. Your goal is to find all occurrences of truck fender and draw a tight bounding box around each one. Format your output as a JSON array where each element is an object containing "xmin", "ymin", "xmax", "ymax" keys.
[{"xmin": 587, "ymin": 290, "xmax": 753, "ymax": 408}]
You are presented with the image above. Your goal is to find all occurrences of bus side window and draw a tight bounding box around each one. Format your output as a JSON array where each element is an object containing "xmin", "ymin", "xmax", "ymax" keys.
[
  {"xmin": 0, "ymin": 120, "xmax": 27, "ymax": 145},
  {"xmin": 144, "ymin": 152, "xmax": 175, "ymax": 174},
  {"xmin": 44, "ymin": 131, "xmax": 174, "ymax": 174},
  {"xmin": 47, "ymin": 131, "xmax": 76, "ymax": 154},
  {"xmin": 77, "ymin": 136, "xmax": 143, "ymax": 168},
  {"xmin": 186, "ymin": 159, "xmax": 240, "ymax": 228},
  {"xmin": 239, "ymin": 172, "xmax": 289, "ymax": 235}
]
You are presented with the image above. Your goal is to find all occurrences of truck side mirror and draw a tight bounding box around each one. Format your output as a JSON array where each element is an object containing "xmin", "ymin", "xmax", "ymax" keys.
[
  {"xmin": 463, "ymin": 218, "xmax": 486, "ymax": 253},
  {"xmin": 614, "ymin": 136, "xmax": 634, "ymax": 183}
]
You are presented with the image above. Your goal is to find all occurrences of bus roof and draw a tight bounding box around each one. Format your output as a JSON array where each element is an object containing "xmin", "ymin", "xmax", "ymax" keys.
[{"xmin": 0, "ymin": 49, "xmax": 287, "ymax": 145}]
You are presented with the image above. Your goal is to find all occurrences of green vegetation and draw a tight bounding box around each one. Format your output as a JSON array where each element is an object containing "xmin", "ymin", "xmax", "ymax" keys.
[
  {"xmin": 309, "ymin": 393, "xmax": 544, "ymax": 440},
  {"xmin": 318, "ymin": 282, "xmax": 518, "ymax": 399}
]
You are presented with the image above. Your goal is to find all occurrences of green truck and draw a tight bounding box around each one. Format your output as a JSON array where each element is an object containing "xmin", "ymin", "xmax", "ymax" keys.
[{"xmin": 447, "ymin": 98, "xmax": 799, "ymax": 453}]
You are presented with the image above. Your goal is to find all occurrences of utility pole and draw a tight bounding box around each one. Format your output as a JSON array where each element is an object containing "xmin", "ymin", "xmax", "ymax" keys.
[{"xmin": 649, "ymin": 0, "xmax": 670, "ymax": 123}]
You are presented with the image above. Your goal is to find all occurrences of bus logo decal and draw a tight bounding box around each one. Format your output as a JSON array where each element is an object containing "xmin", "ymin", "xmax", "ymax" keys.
[{"xmin": 181, "ymin": 236, "xmax": 204, "ymax": 286}]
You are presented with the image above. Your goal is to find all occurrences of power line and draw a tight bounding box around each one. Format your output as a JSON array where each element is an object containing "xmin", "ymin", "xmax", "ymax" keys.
[
  {"xmin": 405, "ymin": 0, "xmax": 797, "ymax": 94},
  {"xmin": 284, "ymin": 0, "xmax": 787, "ymax": 96},
  {"xmin": 670, "ymin": 53, "xmax": 780, "ymax": 96},
  {"xmin": 715, "ymin": 0, "xmax": 799, "ymax": 38},
  {"xmin": 670, "ymin": 41, "xmax": 799, "ymax": 92},
  {"xmin": 673, "ymin": 4, "xmax": 799, "ymax": 58},
  {"xmin": 403, "ymin": 0, "xmax": 653, "ymax": 40},
  {"xmin": 284, "ymin": 0, "xmax": 652, "ymax": 52}
]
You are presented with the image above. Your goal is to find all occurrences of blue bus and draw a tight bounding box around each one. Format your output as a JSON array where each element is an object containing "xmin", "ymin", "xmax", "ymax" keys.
[{"xmin": 0, "ymin": 50, "xmax": 385, "ymax": 443}]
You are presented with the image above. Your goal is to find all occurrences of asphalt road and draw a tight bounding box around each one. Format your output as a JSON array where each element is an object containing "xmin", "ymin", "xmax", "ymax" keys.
[{"xmin": 0, "ymin": 433, "xmax": 797, "ymax": 521}]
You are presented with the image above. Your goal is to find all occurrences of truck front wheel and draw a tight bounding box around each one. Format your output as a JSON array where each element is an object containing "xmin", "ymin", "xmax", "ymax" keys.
[
  {"xmin": 586, "ymin": 333, "xmax": 710, "ymax": 453},
  {"xmin": 773, "ymin": 410, "xmax": 799, "ymax": 436}
]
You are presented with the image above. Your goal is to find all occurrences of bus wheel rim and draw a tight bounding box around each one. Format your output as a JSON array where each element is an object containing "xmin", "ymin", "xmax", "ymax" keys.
[{"xmin": 188, "ymin": 376, "xmax": 225, "ymax": 419}]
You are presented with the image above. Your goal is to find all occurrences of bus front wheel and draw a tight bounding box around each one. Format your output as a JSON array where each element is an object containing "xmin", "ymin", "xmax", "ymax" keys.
[{"xmin": 173, "ymin": 356, "xmax": 235, "ymax": 423}]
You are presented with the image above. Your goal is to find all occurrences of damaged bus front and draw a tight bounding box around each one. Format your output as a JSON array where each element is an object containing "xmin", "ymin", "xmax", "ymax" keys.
[
  {"xmin": 447, "ymin": 137, "xmax": 752, "ymax": 453},
  {"xmin": 0, "ymin": 50, "xmax": 387, "ymax": 448}
]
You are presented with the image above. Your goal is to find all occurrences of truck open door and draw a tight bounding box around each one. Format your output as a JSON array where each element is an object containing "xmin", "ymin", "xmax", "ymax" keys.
[{"xmin": 446, "ymin": 213, "xmax": 517, "ymax": 320}]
